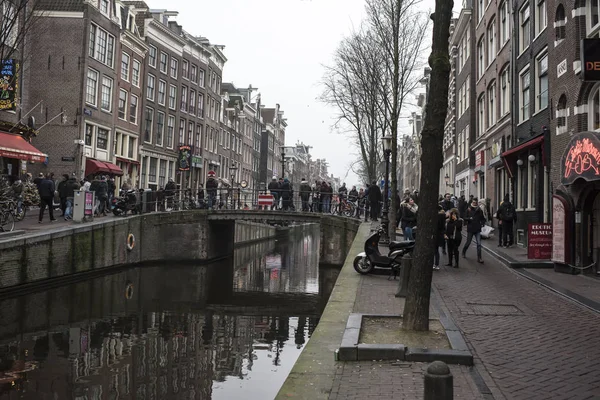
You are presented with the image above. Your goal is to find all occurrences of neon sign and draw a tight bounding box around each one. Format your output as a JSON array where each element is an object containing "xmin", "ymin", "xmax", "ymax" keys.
[{"xmin": 561, "ymin": 132, "xmax": 600, "ymax": 185}]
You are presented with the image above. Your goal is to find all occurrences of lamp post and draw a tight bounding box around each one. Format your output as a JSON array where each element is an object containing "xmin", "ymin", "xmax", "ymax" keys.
[
  {"xmin": 380, "ymin": 135, "xmax": 393, "ymax": 245},
  {"xmin": 280, "ymin": 148, "xmax": 286, "ymax": 179},
  {"xmin": 229, "ymin": 165, "xmax": 238, "ymax": 209}
]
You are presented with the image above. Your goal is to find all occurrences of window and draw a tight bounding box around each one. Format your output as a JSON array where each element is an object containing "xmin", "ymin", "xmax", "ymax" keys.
[
  {"xmin": 536, "ymin": 52, "xmax": 548, "ymax": 111},
  {"xmin": 97, "ymin": 128, "xmax": 109, "ymax": 150},
  {"xmin": 169, "ymin": 85, "xmax": 177, "ymax": 110},
  {"xmin": 500, "ymin": 67, "xmax": 510, "ymax": 117},
  {"xmin": 527, "ymin": 157, "xmax": 537, "ymax": 209},
  {"xmin": 132, "ymin": 60, "xmax": 141, "ymax": 87},
  {"xmin": 188, "ymin": 122, "xmax": 194, "ymax": 145},
  {"xmin": 89, "ymin": 24, "xmax": 114, "ymax": 67},
  {"xmin": 198, "ymin": 93, "xmax": 204, "ymax": 117},
  {"xmin": 180, "ymin": 85, "xmax": 188, "ymax": 112},
  {"xmin": 159, "ymin": 160, "xmax": 166, "ymax": 188},
  {"xmin": 128, "ymin": 137, "xmax": 135, "ymax": 159},
  {"xmin": 85, "ymin": 124, "xmax": 93, "ymax": 146},
  {"xmin": 159, "ymin": 52, "xmax": 168, "ymax": 74},
  {"xmin": 557, "ymin": 94, "xmax": 568, "ymax": 134},
  {"xmin": 86, "ymin": 69, "xmax": 98, "ymax": 106},
  {"xmin": 145, "ymin": 107, "xmax": 153, "ymax": 142},
  {"xmin": 99, "ymin": 0, "xmax": 109, "ymax": 15},
  {"xmin": 100, "ymin": 76, "xmax": 113, "ymax": 112},
  {"xmin": 156, "ymin": 112, "xmax": 165, "ymax": 147},
  {"xmin": 191, "ymin": 65, "xmax": 197, "ymax": 83},
  {"xmin": 487, "ymin": 19, "xmax": 496, "ymax": 65},
  {"xmin": 182, "ymin": 60, "xmax": 189, "ymax": 79},
  {"xmin": 535, "ymin": 0, "xmax": 547, "ymax": 36},
  {"xmin": 520, "ymin": 68, "xmax": 530, "ymax": 122},
  {"xmin": 477, "ymin": 36, "xmax": 485, "ymax": 78},
  {"xmin": 196, "ymin": 124, "xmax": 202, "ymax": 150},
  {"xmin": 129, "ymin": 94, "xmax": 138, "ymax": 124},
  {"xmin": 520, "ymin": 4, "xmax": 530, "ymax": 53},
  {"xmin": 477, "ymin": 94, "xmax": 485, "ymax": 136},
  {"xmin": 590, "ymin": 86, "xmax": 600, "ymax": 130},
  {"xmin": 118, "ymin": 89, "xmax": 127, "ymax": 120},
  {"xmin": 478, "ymin": 0, "xmax": 484, "ymax": 21},
  {"xmin": 170, "ymin": 58, "xmax": 178, "ymax": 78},
  {"xmin": 148, "ymin": 45, "xmax": 157, "ymax": 68},
  {"xmin": 590, "ymin": 0, "xmax": 600, "ymax": 31},
  {"xmin": 487, "ymin": 82, "xmax": 496, "ymax": 127},
  {"xmin": 167, "ymin": 115, "xmax": 175, "ymax": 148},
  {"xmin": 199, "ymin": 69, "xmax": 205, "ymax": 87},
  {"xmin": 158, "ymin": 80, "xmax": 166, "ymax": 106},
  {"xmin": 500, "ymin": 1, "xmax": 510, "ymax": 45},
  {"xmin": 189, "ymin": 90, "xmax": 196, "ymax": 115},
  {"xmin": 179, "ymin": 119, "xmax": 185, "ymax": 145},
  {"xmin": 121, "ymin": 52, "xmax": 130, "ymax": 81},
  {"xmin": 149, "ymin": 158, "xmax": 157, "ymax": 183},
  {"xmin": 147, "ymin": 74, "xmax": 155, "ymax": 101},
  {"xmin": 555, "ymin": 5, "xmax": 566, "ymax": 42}
]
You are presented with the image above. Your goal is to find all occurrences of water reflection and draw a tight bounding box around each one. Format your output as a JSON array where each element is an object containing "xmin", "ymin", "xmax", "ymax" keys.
[{"xmin": 0, "ymin": 225, "xmax": 335, "ymax": 400}]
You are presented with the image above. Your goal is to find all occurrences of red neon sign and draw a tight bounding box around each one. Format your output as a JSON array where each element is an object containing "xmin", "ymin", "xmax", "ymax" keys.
[{"xmin": 561, "ymin": 132, "xmax": 600, "ymax": 185}]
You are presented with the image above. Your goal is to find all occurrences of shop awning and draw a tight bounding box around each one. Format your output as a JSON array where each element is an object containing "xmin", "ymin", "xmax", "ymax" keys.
[
  {"xmin": 85, "ymin": 158, "xmax": 124, "ymax": 177},
  {"xmin": 501, "ymin": 135, "xmax": 545, "ymax": 178},
  {"xmin": 0, "ymin": 132, "xmax": 47, "ymax": 162},
  {"xmin": 115, "ymin": 157, "xmax": 140, "ymax": 165}
]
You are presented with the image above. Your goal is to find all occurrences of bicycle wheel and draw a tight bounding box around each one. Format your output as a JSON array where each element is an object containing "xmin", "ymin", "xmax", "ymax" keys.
[
  {"xmin": 0, "ymin": 211, "xmax": 15, "ymax": 232},
  {"xmin": 15, "ymin": 207, "xmax": 26, "ymax": 222}
]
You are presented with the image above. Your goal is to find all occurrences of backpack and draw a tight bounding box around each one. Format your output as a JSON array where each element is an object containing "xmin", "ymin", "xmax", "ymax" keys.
[{"xmin": 503, "ymin": 203, "xmax": 515, "ymax": 221}]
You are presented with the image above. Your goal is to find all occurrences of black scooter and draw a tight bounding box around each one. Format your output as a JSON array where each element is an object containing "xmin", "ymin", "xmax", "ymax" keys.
[
  {"xmin": 353, "ymin": 228, "xmax": 415, "ymax": 276},
  {"xmin": 112, "ymin": 189, "xmax": 138, "ymax": 216}
]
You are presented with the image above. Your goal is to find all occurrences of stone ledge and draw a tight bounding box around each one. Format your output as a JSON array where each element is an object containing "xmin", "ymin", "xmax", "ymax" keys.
[{"xmin": 337, "ymin": 313, "xmax": 473, "ymax": 365}]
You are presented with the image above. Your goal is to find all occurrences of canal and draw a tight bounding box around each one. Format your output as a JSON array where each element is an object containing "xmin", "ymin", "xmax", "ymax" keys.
[{"xmin": 0, "ymin": 224, "xmax": 337, "ymax": 399}]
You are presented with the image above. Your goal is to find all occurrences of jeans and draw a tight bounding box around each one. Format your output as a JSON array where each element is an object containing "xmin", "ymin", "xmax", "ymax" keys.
[
  {"xmin": 404, "ymin": 226, "xmax": 414, "ymax": 241},
  {"xmin": 39, "ymin": 196, "xmax": 55, "ymax": 222},
  {"xmin": 64, "ymin": 198, "xmax": 73, "ymax": 219},
  {"xmin": 462, "ymin": 232, "xmax": 482, "ymax": 259},
  {"xmin": 301, "ymin": 197, "xmax": 309, "ymax": 211},
  {"xmin": 448, "ymin": 238, "xmax": 461, "ymax": 266},
  {"xmin": 323, "ymin": 197, "xmax": 331, "ymax": 213},
  {"xmin": 208, "ymin": 193, "xmax": 216, "ymax": 208}
]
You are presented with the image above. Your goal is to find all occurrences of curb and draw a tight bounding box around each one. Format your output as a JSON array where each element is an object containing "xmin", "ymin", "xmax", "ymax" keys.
[
  {"xmin": 479, "ymin": 241, "xmax": 553, "ymax": 269},
  {"xmin": 337, "ymin": 313, "xmax": 473, "ymax": 365}
]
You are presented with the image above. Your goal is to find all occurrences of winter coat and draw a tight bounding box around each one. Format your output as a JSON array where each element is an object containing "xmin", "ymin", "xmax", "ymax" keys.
[
  {"xmin": 280, "ymin": 181, "xmax": 291, "ymax": 200},
  {"xmin": 497, "ymin": 200, "xmax": 517, "ymax": 222},
  {"xmin": 299, "ymin": 181, "xmax": 311, "ymax": 200},
  {"xmin": 57, "ymin": 179, "xmax": 69, "ymax": 199},
  {"xmin": 367, "ymin": 184, "xmax": 381, "ymax": 204},
  {"xmin": 37, "ymin": 179, "xmax": 55, "ymax": 198},
  {"xmin": 445, "ymin": 218, "xmax": 463, "ymax": 241},
  {"xmin": 64, "ymin": 178, "xmax": 81, "ymax": 198},
  {"xmin": 401, "ymin": 203, "xmax": 418, "ymax": 229},
  {"xmin": 464, "ymin": 205, "xmax": 485, "ymax": 234},
  {"xmin": 441, "ymin": 199, "xmax": 454, "ymax": 212},
  {"xmin": 436, "ymin": 211, "xmax": 447, "ymax": 247}
]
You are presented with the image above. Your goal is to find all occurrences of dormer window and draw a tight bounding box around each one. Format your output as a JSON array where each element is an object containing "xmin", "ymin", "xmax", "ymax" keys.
[{"xmin": 99, "ymin": 0, "xmax": 110, "ymax": 16}]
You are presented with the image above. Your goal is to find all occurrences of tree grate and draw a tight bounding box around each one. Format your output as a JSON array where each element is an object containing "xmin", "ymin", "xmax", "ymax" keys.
[{"xmin": 464, "ymin": 303, "xmax": 524, "ymax": 316}]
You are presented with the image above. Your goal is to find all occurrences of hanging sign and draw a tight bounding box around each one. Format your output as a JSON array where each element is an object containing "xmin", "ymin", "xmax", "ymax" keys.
[
  {"xmin": 561, "ymin": 131, "xmax": 600, "ymax": 185},
  {"xmin": 0, "ymin": 59, "xmax": 18, "ymax": 111},
  {"xmin": 178, "ymin": 145, "xmax": 192, "ymax": 171}
]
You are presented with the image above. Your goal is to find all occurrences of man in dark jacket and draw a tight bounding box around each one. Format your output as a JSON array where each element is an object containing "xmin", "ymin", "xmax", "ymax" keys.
[
  {"xmin": 280, "ymin": 178, "xmax": 292, "ymax": 210},
  {"xmin": 458, "ymin": 195, "xmax": 467, "ymax": 218},
  {"xmin": 497, "ymin": 194, "xmax": 517, "ymax": 247},
  {"xmin": 462, "ymin": 197, "xmax": 485, "ymax": 263},
  {"xmin": 268, "ymin": 177, "xmax": 280, "ymax": 210},
  {"xmin": 57, "ymin": 174, "xmax": 69, "ymax": 216},
  {"xmin": 441, "ymin": 193, "xmax": 454, "ymax": 212},
  {"xmin": 63, "ymin": 176, "xmax": 80, "ymax": 220},
  {"xmin": 206, "ymin": 172, "xmax": 218, "ymax": 209},
  {"xmin": 38, "ymin": 175, "xmax": 56, "ymax": 223},
  {"xmin": 368, "ymin": 181, "xmax": 382, "ymax": 221},
  {"xmin": 299, "ymin": 179, "xmax": 311, "ymax": 212}
]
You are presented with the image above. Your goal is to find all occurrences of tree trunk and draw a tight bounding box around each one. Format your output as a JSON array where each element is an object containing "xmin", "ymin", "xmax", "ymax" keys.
[{"xmin": 402, "ymin": 0, "xmax": 453, "ymax": 331}]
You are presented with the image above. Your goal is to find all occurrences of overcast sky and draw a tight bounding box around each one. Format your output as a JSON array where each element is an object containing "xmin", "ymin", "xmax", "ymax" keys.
[{"xmin": 146, "ymin": 0, "xmax": 457, "ymax": 186}]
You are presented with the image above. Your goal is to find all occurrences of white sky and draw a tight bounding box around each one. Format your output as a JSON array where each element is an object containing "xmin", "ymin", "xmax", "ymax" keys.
[{"xmin": 146, "ymin": 0, "xmax": 458, "ymax": 186}]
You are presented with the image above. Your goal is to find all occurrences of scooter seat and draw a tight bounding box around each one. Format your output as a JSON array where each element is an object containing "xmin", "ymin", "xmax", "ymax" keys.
[{"xmin": 389, "ymin": 240, "xmax": 415, "ymax": 250}]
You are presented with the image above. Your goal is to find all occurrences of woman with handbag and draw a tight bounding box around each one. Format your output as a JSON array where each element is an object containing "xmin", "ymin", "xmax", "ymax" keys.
[{"xmin": 445, "ymin": 208, "xmax": 463, "ymax": 268}]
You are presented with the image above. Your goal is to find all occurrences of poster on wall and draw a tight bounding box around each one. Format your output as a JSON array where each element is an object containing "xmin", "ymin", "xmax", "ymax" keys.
[
  {"xmin": 528, "ymin": 223, "xmax": 553, "ymax": 259},
  {"xmin": 178, "ymin": 145, "xmax": 192, "ymax": 171},
  {"xmin": 552, "ymin": 197, "xmax": 567, "ymax": 264},
  {"xmin": 0, "ymin": 59, "xmax": 18, "ymax": 111},
  {"xmin": 84, "ymin": 191, "xmax": 94, "ymax": 216}
]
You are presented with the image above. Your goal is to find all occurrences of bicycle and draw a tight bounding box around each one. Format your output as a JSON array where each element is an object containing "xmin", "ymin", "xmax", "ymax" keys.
[{"xmin": 0, "ymin": 200, "xmax": 16, "ymax": 232}]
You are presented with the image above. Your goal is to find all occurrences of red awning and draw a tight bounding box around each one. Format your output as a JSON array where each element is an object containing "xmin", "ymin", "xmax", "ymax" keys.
[
  {"xmin": 85, "ymin": 159, "xmax": 124, "ymax": 177},
  {"xmin": 501, "ymin": 135, "xmax": 545, "ymax": 178},
  {"xmin": 116, "ymin": 156, "xmax": 140, "ymax": 165},
  {"xmin": 0, "ymin": 132, "xmax": 47, "ymax": 162}
]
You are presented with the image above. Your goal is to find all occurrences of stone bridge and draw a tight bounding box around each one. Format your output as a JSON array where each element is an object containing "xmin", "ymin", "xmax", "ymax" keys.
[{"xmin": 0, "ymin": 210, "xmax": 359, "ymax": 292}]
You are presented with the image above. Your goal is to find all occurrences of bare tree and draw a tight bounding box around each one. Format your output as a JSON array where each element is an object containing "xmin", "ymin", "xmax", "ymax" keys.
[
  {"xmin": 365, "ymin": 0, "xmax": 429, "ymax": 235},
  {"xmin": 402, "ymin": 0, "xmax": 454, "ymax": 331}
]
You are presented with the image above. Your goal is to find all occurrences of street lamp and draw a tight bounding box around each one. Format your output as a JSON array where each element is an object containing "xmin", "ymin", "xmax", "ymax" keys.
[
  {"xmin": 229, "ymin": 165, "xmax": 238, "ymax": 209},
  {"xmin": 380, "ymin": 135, "xmax": 393, "ymax": 245},
  {"xmin": 444, "ymin": 173, "xmax": 453, "ymax": 187},
  {"xmin": 280, "ymin": 147, "xmax": 286, "ymax": 179}
]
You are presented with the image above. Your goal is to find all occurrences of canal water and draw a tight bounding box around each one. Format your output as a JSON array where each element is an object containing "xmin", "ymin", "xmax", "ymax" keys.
[{"xmin": 0, "ymin": 224, "xmax": 337, "ymax": 400}]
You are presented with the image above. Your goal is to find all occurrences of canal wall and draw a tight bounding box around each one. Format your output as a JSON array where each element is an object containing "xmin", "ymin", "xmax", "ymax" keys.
[{"xmin": 234, "ymin": 221, "xmax": 277, "ymax": 245}]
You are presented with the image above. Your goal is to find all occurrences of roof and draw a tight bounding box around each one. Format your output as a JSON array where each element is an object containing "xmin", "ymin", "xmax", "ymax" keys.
[
  {"xmin": 261, "ymin": 109, "xmax": 275, "ymax": 124},
  {"xmin": 36, "ymin": 0, "xmax": 84, "ymax": 11}
]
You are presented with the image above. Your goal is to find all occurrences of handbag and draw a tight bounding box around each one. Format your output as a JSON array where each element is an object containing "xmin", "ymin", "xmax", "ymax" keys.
[{"xmin": 481, "ymin": 225, "xmax": 494, "ymax": 239}]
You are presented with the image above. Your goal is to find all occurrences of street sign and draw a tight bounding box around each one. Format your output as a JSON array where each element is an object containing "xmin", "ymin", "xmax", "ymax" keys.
[
  {"xmin": 528, "ymin": 223, "xmax": 553, "ymax": 259},
  {"xmin": 258, "ymin": 194, "xmax": 273, "ymax": 206}
]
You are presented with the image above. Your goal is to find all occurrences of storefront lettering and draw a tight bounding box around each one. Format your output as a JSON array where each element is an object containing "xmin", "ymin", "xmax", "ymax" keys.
[
  {"xmin": 528, "ymin": 223, "xmax": 552, "ymax": 260},
  {"xmin": 563, "ymin": 138, "xmax": 600, "ymax": 180}
]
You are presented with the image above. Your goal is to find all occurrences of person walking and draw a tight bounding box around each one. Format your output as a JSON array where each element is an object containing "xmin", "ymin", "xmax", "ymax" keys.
[
  {"xmin": 445, "ymin": 208, "xmax": 463, "ymax": 268},
  {"xmin": 268, "ymin": 176, "xmax": 280, "ymax": 210},
  {"xmin": 462, "ymin": 197, "xmax": 485, "ymax": 263},
  {"xmin": 367, "ymin": 181, "xmax": 381, "ymax": 221},
  {"xmin": 497, "ymin": 194, "xmax": 517, "ymax": 247},
  {"xmin": 57, "ymin": 174, "xmax": 69, "ymax": 216},
  {"xmin": 280, "ymin": 178, "xmax": 292, "ymax": 210},
  {"xmin": 299, "ymin": 178, "xmax": 311, "ymax": 212},
  {"xmin": 433, "ymin": 205, "xmax": 447, "ymax": 270},
  {"xmin": 63, "ymin": 175, "xmax": 80, "ymax": 220},
  {"xmin": 38, "ymin": 174, "xmax": 56, "ymax": 223},
  {"xmin": 400, "ymin": 197, "xmax": 418, "ymax": 240}
]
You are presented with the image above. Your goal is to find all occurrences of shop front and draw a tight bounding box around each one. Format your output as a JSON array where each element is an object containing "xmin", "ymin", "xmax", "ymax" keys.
[
  {"xmin": 84, "ymin": 158, "xmax": 123, "ymax": 179},
  {"xmin": 555, "ymin": 131, "xmax": 600, "ymax": 274},
  {"xmin": 0, "ymin": 132, "xmax": 47, "ymax": 177},
  {"xmin": 501, "ymin": 133, "xmax": 549, "ymax": 246}
]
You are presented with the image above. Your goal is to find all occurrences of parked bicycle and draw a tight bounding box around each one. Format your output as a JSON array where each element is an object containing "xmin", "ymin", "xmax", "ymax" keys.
[{"xmin": 0, "ymin": 200, "xmax": 17, "ymax": 232}]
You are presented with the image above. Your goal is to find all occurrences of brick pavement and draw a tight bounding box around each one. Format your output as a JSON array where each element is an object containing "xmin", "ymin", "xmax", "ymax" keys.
[{"xmin": 523, "ymin": 268, "xmax": 600, "ymax": 305}]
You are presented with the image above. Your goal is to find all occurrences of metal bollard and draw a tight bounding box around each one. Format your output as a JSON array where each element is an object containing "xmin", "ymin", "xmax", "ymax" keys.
[
  {"xmin": 424, "ymin": 361, "xmax": 453, "ymax": 400},
  {"xmin": 395, "ymin": 254, "xmax": 412, "ymax": 297}
]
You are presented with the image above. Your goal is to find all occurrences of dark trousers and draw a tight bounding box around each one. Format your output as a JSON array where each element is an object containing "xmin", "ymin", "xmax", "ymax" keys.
[
  {"xmin": 448, "ymin": 238, "xmax": 461, "ymax": 266},
  {"xmin": 39, "ymin": 196, "xmax": 55, "ymax": 222},
  {"xmin": 502, "ymin": 221, "xmax": 514, "ymax": 246},
  {"xmin": 369, "ymin": 202, "xmax": 379, "ymax": 221},
  {"xmin": 498, "ymin": 223, "xmax": 503, "ymax": 245}
]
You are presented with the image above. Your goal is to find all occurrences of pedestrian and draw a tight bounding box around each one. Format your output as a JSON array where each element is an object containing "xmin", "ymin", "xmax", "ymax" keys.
[
  {"xmin": 445, "ymin": 208, "xmax": 463, "ymax": 268},
  {"xmin": 57, "ymin": 174, "xmax": 69, "ymax": 216},
  {"xmin": 458, "ymin": 195, "xmax": 467, "ymax": 218},
  {"xmin": 63, "ymin": 175, "xmax": 80, "ymax": 220},
  {"xmin": 164, "ymin": 178, "xmax": 176, "ymax": 209},
  {"xmin": 281, "ymin": 178, "xmax": 292, "ymax": 210},
  {"xmin": 268, "ymin": 176, "xmax": 280, "ymax": 210},
  {"xmin": 462, "ymin": 197, "xmax": 485, "ymax": 263},
  {"xmin": 401, "ymin": 197, "xmax": 418, "ymax": 240},
  {"xmin": 38, "ymin": 174, "xmax": 56, "ymax": 223},
  {"xmin": 33, "ymin": 172, "xmax": 44, "ymax": 187},
  {"xmin": 433, "ymin": 205, "xmax": 447, "ymax": 270},
  {"xmin": 367, "ymin": 181, "xmax": 381, "ymax": 221},
  {"xmin": 206, "ymin": 172, "xmax": 218, "ymax": 209},
  {"xmin": 497, "ymin": 194, "xmax": 517, "ymax": 247},
  {"xmin": 299, "ymin": 178, "xmax": 311, "ymax": 212}
]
